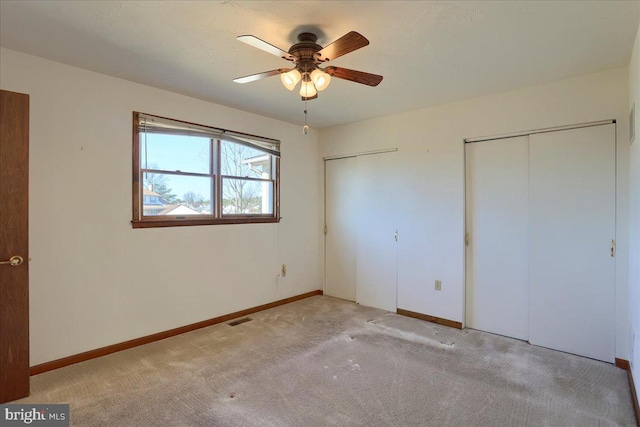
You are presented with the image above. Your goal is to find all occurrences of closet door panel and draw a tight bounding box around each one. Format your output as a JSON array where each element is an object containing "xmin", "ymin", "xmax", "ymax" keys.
[
  {"xmin": 356, "ymin": 153, "xmax": 398, "ymax": 312},
  {"xmin": 465, "ymin": 136, "xmax": 530, "ymax": 340},
  {"xmin": 528, "ymin": 124, "xmax": 615, "ymax": 362},
  {"xmin": 325, "ymin": 157, "xmax": 359, "ymax": 301}
]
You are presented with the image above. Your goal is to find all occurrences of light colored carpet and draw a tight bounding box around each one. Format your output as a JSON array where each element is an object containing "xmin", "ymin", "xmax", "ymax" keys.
[{"xmin": 18, "ymin": 296, "xmax": 636, "ymax": 426}]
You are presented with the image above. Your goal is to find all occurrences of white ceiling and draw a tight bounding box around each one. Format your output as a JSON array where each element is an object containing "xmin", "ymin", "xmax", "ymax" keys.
[{"xmin": 1, "ymin": 1, "xmax": 639, "ymax": 129}]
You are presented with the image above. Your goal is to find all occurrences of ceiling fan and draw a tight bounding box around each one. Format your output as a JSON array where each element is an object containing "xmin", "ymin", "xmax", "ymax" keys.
[{"xmin": 233, "ymin": 31, "xmax": 383, "ymax": 101}]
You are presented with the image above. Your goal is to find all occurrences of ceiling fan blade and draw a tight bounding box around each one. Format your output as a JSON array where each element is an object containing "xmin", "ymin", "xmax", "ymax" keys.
[
  {"xmin": 325, "ymin": 66, "xmax": 383, "ymax": 87},
  {"xmin": 317, "ymin": 31, "xmax": 370, "ymax": 62},
  {"xmin": 237, "ymin": 35, "xmax": 295, "ymax": 62},
  {"xmin": 233, "ymin": 68, "xmax": 288, "ymax": 84}
]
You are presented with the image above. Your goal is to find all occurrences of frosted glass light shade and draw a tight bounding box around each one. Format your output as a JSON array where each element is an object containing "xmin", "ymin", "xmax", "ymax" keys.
[
  {"xmin": 299, "ymin": 80, "xmax": 317, "ymax": 98},
  {"xmin": 310, "ymin": 69, "xmax": 331, "ymax": 91},
  {"xmin": 280, "ymin": 69, "xmax": 302, "ymax": 90}
]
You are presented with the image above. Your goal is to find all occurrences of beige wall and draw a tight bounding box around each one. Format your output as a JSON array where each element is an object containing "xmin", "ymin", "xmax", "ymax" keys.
[
  {"xmin": 320, "ymin": 67, "xmax": 631, "ymax": 359},
  {"xmin": 0, "ymin": 48, "xmax": 322, "ymax": 366},
  {"xmin": 628, "ymin": 19, "xmax": 640, "ymax": 384}
]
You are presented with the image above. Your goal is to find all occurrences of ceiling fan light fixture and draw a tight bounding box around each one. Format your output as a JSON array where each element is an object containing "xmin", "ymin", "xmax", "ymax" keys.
[
  {"xmin": 310, "ymin": 68, "xmax": 331, "ymax": 91},
  {"xmin": 235, "ymin": 31, "xmax": 382, "ymax": 105},
  {"xmin": 280, "ymin": 69, "xmax": 302, "ymax": 90},
  {"xmin": 299, "ymin": 79, "xmax": 317, "ymax": 98}
]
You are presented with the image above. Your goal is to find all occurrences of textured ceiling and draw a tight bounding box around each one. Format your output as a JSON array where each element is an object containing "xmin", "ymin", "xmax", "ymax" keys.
[{"xmin": 1, "ymin": 1, "xmax": 639, "ymax": 129}]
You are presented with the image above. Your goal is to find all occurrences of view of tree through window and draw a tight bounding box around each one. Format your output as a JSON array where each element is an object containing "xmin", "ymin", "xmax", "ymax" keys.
[
  {"xmin": 221, "ymin": 141, "xmax": 273, "ymax": 215},
  {"xmin": 133, "ymin": 112, "xmax": 280, "ymax": 227},
  {"xmin": 143, "ymin": 169, "xmax": 178, "ymax": 204}
]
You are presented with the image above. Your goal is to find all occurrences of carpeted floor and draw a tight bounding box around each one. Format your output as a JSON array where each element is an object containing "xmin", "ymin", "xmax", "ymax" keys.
[{"xmin": 17, "ymin": 296, "xmax": 636, "ymax": 426}]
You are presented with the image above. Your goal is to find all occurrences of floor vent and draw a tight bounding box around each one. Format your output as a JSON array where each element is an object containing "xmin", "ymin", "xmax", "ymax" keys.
[{"xmin": 228, "ymin": 317, "xmax": 252, "ymax": 326}]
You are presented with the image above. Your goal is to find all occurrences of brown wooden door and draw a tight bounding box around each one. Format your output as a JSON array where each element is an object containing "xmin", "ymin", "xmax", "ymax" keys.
[{"xmin": 0, "ymin": 89, "xmax": 30, "ymax": 403}]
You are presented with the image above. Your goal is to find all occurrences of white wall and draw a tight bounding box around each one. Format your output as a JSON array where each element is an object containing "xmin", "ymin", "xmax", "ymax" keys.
[
  {"xmin": 0, "ymin": 48, "xmax": 322, "ymax": 366},
  {"xmin": 320, "ymin": 67, "xmax": 631, "ymax": 360},
  {"xmin": 1, "ymin": 42, "xmax": 634, "ymax": 369},
  {"xmin": 628, "ymin": 20, "xmax": 640, "ymax": 386}
]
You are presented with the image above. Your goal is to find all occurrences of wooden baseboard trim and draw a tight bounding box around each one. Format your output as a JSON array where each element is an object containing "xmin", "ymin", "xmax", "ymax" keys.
[
  {"xmin": 616, "ymin": 358, "xmax": 639, "ymax": 426},
  {"xmin": 629, "ymin": 368, "xmax": 640, "ymax": 427},
  {"xmin": 30, "ymin": 290, "xmax": 323, "ymax": 376},
  {"xmin": 617, "ymin": 358, "xmax": 631, "ymax": 371},
  {"xmin": 397, "ymin": 308, "xmax": 462, "ymax": 330}
]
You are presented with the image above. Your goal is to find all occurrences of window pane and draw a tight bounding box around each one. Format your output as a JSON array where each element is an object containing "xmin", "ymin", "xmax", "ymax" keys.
[
  {"xmin": 140, "ymin": 133, "xmax": 210, "ymax": 174},
  {"xmin": 143, "ymin": 173, "xmax": 212, "ymax": 216},
  {"xmin": 222, "ymin": 178, "xmax": 273, "ymax": 215},
  {"xmin": 221, "ymin": 140, "xmax": 271, "ymax": 178}
]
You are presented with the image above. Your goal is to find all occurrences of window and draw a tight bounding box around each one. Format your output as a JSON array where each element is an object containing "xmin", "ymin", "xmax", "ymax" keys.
[{"xmin": 132, "ymin": 112, "xmax": 280, "ymax": 228}]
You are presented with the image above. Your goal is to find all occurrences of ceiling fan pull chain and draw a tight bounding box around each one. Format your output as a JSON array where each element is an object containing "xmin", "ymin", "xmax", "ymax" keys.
[{"xmin": 303, "ymin": 101, "xmax": 309, "ymax": 135}]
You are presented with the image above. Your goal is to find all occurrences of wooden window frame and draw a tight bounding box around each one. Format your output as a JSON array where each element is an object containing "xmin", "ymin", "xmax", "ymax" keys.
[{"xmin": 132, "ymin": 112, "xmax": 280, "ymax": 228}]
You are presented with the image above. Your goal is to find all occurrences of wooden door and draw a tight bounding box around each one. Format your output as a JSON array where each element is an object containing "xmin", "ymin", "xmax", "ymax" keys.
[
  {"xmin": 528, "ymin": 124, "xmax": 616, "ymax": 362},
  {"xmin": 465, "ymin": 136, "xmax": 530, "ymax": 340},
  {"xmin": 0, "ymin": 89, "xmax": 30, "ymax": 402}
]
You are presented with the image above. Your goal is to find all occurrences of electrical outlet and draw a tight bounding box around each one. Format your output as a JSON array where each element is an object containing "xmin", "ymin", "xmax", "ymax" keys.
[
  {"xmin": 281, "ymin": 264, "xmax": 287, "ymax": 277},
  {"xmin": 435, "ymin": 280, "xmax": 442, "ymax": 291}
]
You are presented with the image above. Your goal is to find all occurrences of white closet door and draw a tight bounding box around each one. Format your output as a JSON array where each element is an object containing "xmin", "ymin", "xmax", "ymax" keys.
[
  {"xmin": 324, "ymin": 157, "xmax": 358, "ymax": 301},
  {"xmin": 465, "ymin": 136, "xmax": 530, "ymax": 340},
  {"xmin": 356, "ymin": 153, "xmax": 398, "ymax": 312},
  {"xmin": 529, "ymin": 124, "xmax": 616, "ymax": 362}
]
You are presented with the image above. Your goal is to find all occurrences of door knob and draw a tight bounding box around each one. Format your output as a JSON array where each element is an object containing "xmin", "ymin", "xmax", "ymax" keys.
[{"xmin": 0, "ymin": 255, "xmax": 28, "ymax": 266}]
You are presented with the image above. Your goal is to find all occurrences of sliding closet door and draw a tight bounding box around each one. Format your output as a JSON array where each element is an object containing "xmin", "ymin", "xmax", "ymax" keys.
[
  {"xmin": 356, "ymin": 153, "xmax": 398, "ymax": 312},
  {"xmin": 465, "ymin": 136, "xmax": 530, "ymax": 340},
  {"xmin": 325, "ymin": 157, "xmax": 358, "ymax": 301},
  {"xmin": 325, "ymin": 153, "xmax": 398, "ymax": 312},
  {"xmin": 529, "ymin": 124, "xmax": 616, "ymax": 362}
]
